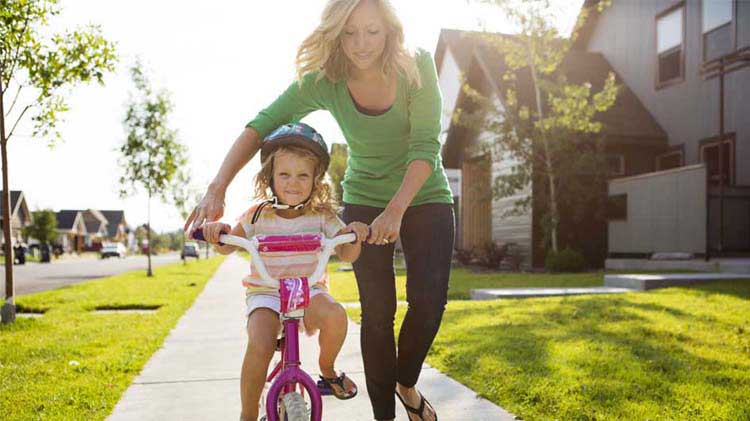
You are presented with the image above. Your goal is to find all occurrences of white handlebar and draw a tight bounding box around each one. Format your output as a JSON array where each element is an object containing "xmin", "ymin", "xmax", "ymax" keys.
[{"xmin": 216, "ymin": 233, "xmax": 356, "ymax": 288}]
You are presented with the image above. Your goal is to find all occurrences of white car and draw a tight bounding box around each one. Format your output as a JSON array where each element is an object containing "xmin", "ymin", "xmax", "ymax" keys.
[{"xmin": 100, "ymin": 243, "xmax": 127, "ymax": 259}]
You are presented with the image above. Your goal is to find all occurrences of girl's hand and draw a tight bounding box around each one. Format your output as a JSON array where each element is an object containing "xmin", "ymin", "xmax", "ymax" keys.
[
  {"xmin": 184, "ymin": 186, "xmax": 226, "ymax": 234},
  {"xmin": 203, "ymin": 222, "xmax": 231, "ymax": 244},
  {"xmin": 368, "ymin": 208, "xmax": 403, "ymax": 245},
  {"xmin": 343, "ymin": 221, "xmax": 369, "ymax": 244}
]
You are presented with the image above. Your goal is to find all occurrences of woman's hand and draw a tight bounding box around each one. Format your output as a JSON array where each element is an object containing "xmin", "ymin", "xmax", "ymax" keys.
[
  {"xmin": 368, "ymin": 207, "xmax": 404, "ymax": 245},
  {"xmin": 343, "ymin": 221, "xmax": 370, "ymax": 244},
  {"xmin": 202, "ymin": 222, "xmax": 232, "ymax": 244},
  {"xmin": 184, "ymin": 185, "xmax": 226, "ymax": 234}
]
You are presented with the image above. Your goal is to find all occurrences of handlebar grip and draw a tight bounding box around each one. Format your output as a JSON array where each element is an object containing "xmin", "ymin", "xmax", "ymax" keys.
[
  {"xmin": 191, "ymin": 228, "xmax": 205, "ymax": 241},
  {"xmin": 191, "ymin": 227, "xmax": 225, "ymax": 246}
]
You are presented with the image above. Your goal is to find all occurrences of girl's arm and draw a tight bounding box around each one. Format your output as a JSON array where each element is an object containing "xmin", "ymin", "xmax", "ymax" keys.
[{"xmin": 334, "ymin": 222, "xmax": 369, "ymax": 263}]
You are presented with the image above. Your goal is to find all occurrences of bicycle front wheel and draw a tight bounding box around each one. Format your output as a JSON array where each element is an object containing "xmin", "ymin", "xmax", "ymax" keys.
[{"xmin": 281, "ymin": 392, "xmax": 308, "ymax": 421}]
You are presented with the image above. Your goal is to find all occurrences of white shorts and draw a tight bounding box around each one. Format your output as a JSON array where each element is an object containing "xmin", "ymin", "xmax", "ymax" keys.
[{"xmin": 245, "ymin": 287, "xmax": 329, "ymax": 318}]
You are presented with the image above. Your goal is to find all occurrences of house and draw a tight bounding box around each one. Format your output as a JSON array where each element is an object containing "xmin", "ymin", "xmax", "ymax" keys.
[
  {"xmin": 56, "ymin": 210, "xmax": 87, "ymax": 253},
  {"xmin": 99, "ymin": 210, "xmax": 134, "ymax": 250},
  {"xmin": 82, "ymin": 209, "xmax": 109, "ymax": 251},
  {"xmin": 436, "ymin": 27, "xmax": 669, "ymax": 268},
  {"xmin": 574, "ymin": 0, "xmax": 749, "ymax": 259},
  {"xmin": 0, "ymin": 190, "xmax": 32, "ymax": 248}
]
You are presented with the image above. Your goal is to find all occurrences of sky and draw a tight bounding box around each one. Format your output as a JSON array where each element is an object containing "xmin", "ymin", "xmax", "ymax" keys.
[{"xmin": 6, "ymin": 0, "xmax": 582, "ymax": 232}]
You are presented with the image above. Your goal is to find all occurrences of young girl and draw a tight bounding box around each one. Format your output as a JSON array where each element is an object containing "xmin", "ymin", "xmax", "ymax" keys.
[{"xmin": 201, "ymin": 122, "xmax": 368, "ymax": 421}]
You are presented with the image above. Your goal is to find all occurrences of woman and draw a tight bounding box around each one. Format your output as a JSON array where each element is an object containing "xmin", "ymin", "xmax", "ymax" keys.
[{"xmin": 185, "ymin": 1, "xmax": 453, "ymax": 419}]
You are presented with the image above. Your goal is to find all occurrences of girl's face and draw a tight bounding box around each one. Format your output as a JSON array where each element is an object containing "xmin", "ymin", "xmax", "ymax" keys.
[
  {"xmin": 340, "ymin": 0, "xmax": 388, "ymax": 73},
  {"xmin": 272, "ymin": 150, "xmax": 316, "ymax": 207}
]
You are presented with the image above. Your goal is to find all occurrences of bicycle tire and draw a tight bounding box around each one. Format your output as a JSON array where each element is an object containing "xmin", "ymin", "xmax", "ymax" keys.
[{"xmin": 281, "ymin": 392, "xmax": 308, "ymax": 421}]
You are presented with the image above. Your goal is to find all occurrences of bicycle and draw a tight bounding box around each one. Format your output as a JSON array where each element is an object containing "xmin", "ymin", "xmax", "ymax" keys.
[{"xmin": 192, "ymin": 228, "xmax": 356, "ymax": 421}]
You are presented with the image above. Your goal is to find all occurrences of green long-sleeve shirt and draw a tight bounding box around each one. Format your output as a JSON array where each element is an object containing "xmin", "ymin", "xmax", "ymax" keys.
[{"xmin": 246, "ymin": 49, "xmax": 453, "ymax": 208}]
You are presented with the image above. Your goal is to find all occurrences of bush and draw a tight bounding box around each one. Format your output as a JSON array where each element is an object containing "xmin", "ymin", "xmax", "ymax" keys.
[
  {"xmin": 455, "ymin": 242, "xmax": 519, "ymax": 270},
  {"xmin": 545, "ymin": 247, "xmax": 586, "ymax": 272}
]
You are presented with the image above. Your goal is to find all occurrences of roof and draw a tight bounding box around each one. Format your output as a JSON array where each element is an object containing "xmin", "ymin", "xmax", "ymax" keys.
[
  {"xmin": 56, "ymin": 210, "xmax": 81, "ymax": 231},
  {"xmin": 100, "ymin": 210, "xmax": 127, "ymax": 237},
  {"xmin": 82, "ymin": 209, "xmax": 108, "ymax": 234},
  {"xmin": 571, "ymin": 0, "xmax": 603, "ymax": 51},
  {"xmin": 0, "ymin": 191, "xmax": 24, "ymax": 217},
  {"xmin": 469, "ymin": 34, "xmax": 666, "ymax": 140},
  {"xmin": 437, "ymin": 28, "xmax": 667, "ymax": 167}
]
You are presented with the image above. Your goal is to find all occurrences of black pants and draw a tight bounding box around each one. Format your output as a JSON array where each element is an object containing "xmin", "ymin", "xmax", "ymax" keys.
[{"xmin": 343, "ymin": 202, "xmax": 454, "ymax": 420}]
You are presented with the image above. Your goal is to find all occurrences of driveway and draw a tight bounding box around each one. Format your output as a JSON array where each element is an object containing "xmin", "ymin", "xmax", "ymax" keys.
[{"xmin": 4, "ymin": 253, "xmax": 186, "ymax": 296}]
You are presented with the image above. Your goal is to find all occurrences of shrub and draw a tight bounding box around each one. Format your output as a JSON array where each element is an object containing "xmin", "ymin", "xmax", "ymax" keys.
[{"xmin": 545, "ymin": 247, "xmax": 586, "ymax": 272}]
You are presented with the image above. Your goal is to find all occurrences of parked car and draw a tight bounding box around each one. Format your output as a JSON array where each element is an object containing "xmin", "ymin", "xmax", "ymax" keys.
[
  {"xmin": 100, "ymin": 243, "xmax": 127, "ymax": 259},
  {"xmin": 181, "ymin": 241, "xmax": 200, "ymax": 259}
]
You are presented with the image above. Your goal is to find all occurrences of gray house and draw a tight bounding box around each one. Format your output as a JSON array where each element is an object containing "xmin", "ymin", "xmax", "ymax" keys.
[
  {"xmin": 575, "ymin": 0, "xmax": 749, "ymax": 258},
  {"xmin": 436, "ymin": 28, "xmax": 669, "ymax": 268}
]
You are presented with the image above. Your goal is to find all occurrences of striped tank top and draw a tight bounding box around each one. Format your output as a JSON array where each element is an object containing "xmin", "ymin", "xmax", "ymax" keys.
[{"xmin": 238, "ymin": 204, "xmax": 345, "ymax": 297}]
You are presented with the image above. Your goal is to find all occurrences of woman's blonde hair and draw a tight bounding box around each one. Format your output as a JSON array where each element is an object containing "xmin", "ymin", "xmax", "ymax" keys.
[
  {"xmin": 296, "ymin": 0, "xmax": 421, "ymax": 88},
  {"xmin": 253, "ymin": 145, "xmax": 337, "ymax": 215}
]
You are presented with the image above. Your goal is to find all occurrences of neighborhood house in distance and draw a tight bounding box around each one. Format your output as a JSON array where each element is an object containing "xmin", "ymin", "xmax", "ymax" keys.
[
  {"xmin": 0, "ymin": 190, "xmax": 134, "ymax": 255},
  {"xmin": 437, "ymin": 0, "xmax": 749, "ymax": 269}
]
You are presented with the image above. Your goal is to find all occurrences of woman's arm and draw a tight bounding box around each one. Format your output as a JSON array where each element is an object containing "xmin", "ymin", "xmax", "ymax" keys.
[
  {"xmin": 184, "ymin": 127, "xmax": 261, "ymax": 232},
  {"xmin": 367, "ymin": 160, "xmax": 431, "ymax": 244}
]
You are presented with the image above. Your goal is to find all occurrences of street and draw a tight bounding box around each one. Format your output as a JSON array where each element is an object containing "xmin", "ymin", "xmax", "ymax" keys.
[{"xmin": 4, "ymin": 253, "xmax": 186, "ymax": 296}]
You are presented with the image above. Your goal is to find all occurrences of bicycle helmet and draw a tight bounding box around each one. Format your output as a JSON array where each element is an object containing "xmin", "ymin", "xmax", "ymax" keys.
[{"xmin": 260, "ymin": 122, "xmax": 330, "ymax": 170}]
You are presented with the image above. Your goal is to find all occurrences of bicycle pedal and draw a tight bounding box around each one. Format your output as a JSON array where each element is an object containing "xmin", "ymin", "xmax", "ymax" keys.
[{"xmin": 316, "ymin": 379, "xmax": 334, "ymax": 396}]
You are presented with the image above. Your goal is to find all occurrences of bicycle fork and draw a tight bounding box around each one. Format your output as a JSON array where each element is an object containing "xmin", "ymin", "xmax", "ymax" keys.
[{"xmin": 264, "ymin": 318, "xmax": 322, "ymax": 421}]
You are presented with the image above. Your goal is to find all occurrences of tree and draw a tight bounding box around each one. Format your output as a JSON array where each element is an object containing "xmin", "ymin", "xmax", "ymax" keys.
[
  {"xmin": 1, "ymin": 0, "xmax": 117, "ymax": 323},
  {"xmin": 119, "ymin": 60, "xmax": 187, "ymax": 277},
  {"xmin": 170, "ymin": 167, "xmax": 199, "ymax": 263},
  {"xmin": 328, "ymin": 143, "xmax": 347, "ymax": 204},
  {"xmin": 460, "ymin": 0, "xmax": 618, "ymax": 255},
  {"xmin": 22, "ymin": 209, "xmax": 57, "ymax": 245}
]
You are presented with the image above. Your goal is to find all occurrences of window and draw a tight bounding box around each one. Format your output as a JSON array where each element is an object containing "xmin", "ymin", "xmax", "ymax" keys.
[
  {"xmin": 700, "ymin": 135, "xmax": 735, "ymax": 185},
  {"xmin": 606, "ymin": 154, "xmax": 625, "ymax": 177},
  {"xmin": 702, "ymin": 0, "xmax": 735, "ymax": 62},
  {"xmin": 656, "ymin": 146, "xmax": 684, "ymax": 171},
  {"xmin": 656, "ymin": 3, "xmax": 685, "ymax": 87}
]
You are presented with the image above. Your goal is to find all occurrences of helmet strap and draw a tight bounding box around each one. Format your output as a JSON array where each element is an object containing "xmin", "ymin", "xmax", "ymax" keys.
[{"xmin": 269, "ymin": 195, "xmax": 307, "ymax": 210}]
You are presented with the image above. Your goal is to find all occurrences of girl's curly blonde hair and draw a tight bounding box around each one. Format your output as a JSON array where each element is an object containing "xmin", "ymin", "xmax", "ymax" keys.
[
  {"xmin": 253, "ymin": 145, "xmax": 337, "ymax": 215},
  {"xmin": 296, "ymin": 0, "xmax": 421, "ymax": 88}
]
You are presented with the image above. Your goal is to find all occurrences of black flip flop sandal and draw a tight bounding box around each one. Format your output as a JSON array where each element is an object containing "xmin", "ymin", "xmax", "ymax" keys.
[
  {"xmin": 318, "ymin": 372, "xmax": 358, "ymax": 400},
  {"xmin": 396, "ymin": 390, "xmax": 438, "ymax": 421}
]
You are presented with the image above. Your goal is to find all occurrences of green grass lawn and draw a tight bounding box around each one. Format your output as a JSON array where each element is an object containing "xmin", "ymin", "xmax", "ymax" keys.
[
  {"xmin": 328, "ymin": 262, "xmax": 606, "ymax": 302},
  {"xmin": 0, "ymin": 256, "xmax": 225, "ymax": 420},
  {"xmin": 343, "ymin": 279, "xmax": 750, "ymax": 420}
]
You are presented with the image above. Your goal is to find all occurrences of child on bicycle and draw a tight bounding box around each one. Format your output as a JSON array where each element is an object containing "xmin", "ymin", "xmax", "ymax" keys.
[{"xmin": 201, "ymin": 122, "xmax": 367, "ymax": 421}]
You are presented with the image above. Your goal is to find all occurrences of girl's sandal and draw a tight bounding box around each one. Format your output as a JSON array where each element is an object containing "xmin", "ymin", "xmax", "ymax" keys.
[
  {"xmin": 318, "ymin": 372, "xmax": 358, "ymax": 400},
  {"xmin": 396, "ymin": 390, "xmax": 438, "ymax": 421}
]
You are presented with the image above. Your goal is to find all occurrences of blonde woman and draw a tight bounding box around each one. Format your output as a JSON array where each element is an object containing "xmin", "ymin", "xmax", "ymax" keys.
[{"xmin": 186, "ymin": 1, "xmax": 452, "ymax": 420}]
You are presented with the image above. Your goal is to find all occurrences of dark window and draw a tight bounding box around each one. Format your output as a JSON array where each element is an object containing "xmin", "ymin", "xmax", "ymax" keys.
[
  {"xmin": 702, "ymin": 0, "xmax": 736, "ymax": 62},
  {"xmin": 606, "ymin": 194, "xmax": 627, "ymax": 220},
  {"xmin": 739, "ymin": 0, "xmax": 750, "ymax": 49},
  {"xmin": 701, "ymin": 137, "xmax": 735, "ymax": 185},
  {"xmin": 657, "ymin": 5, "xmax": 685, "ymax": 86},
  {"xmin": 657, "ymin": 151, "xmax": 683, "ymax": 171},
  {"xmin": 659, "ymin": 49, "xmax": 682, "ymax": 82}
]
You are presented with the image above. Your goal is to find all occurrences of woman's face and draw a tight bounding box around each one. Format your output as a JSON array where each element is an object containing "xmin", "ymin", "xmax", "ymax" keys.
[
  {"xmin": 340, "ymin": 0, "xmax": 388, "ymax": 73},
  {"xmin": 272, "ymin": 150, "xmax": 316, "ymax": 207}
]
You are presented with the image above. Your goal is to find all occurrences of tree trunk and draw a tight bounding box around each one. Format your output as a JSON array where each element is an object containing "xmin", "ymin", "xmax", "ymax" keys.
[
  {"xmin": 527, "ymin": 39, "xmax": 559, "ymax": 254},
  {"xmin": 1, "ymin": 74, "xmax": 16, "ymax": 323},
  {"xmin": 147, "ymin": 190, "xmax": 153, "ymax": 277}
]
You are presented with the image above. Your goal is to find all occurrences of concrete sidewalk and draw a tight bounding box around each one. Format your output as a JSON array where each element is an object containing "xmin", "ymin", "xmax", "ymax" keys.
[{"xmin": 108, "ymin": 255, "xmax": 516, "ymax": 421}]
